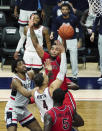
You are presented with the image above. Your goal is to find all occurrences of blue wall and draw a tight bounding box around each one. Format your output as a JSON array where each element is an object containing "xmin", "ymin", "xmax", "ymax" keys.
[{"xmin": 0, "ymin": 77, "xmax": 102, "ymax": 89}]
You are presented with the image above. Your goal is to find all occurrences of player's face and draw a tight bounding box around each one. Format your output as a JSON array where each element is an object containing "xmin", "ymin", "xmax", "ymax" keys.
[
  {"xmin": 16, "ymin": 61, "xmax": 27, "ymax": 73},
  {"xmin": 61, "ymin": 6, "xmax": 70, "ymax": 16},
  {"xmin": 50, "ymin": 45, "xmax": 60, "ymax": 58},
  {"xmin": 32, "ymin": 14, "xmax": 40, "ymax": 27}
]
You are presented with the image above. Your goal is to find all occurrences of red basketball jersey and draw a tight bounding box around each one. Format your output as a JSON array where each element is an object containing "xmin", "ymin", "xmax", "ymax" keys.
[
  {"xmin": 63, "ymin": 91, "xmax": 76, "ymax": 110},
  {"xmin": 47, "ymin": 105, "xmax": 74, "ymax": 131},
  {"xmin": 42, "ymin": 52, "xmax": 69, "ymax": 91}
]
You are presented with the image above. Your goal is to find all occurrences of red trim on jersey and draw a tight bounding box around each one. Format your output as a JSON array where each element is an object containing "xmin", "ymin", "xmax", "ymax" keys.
[
  {"xmin": 12, "ymin": 119, "xmax": 17, "ymax": 121},
  {"xmin": 9, "ymin": 108, "xmax": 13, "ymax": 110},
  {"xmin": 18, "ymin": 19, "xmax": 28, "ymax": 23},
  {"xmin": 25, "ymin": 64, "xmax": 42, "ymax": 66},
  {"xmin": 19, "ymin": 113, "xmax": 32, "ymax": 122},
  {"xmin": 10, "ymin": 96, "xmax": 15, "ymax": 100}
]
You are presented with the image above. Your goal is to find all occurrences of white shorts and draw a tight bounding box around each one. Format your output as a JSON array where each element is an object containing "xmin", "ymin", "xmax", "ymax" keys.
[
  {"xmin": 23, "ymin": 50, "xmax": 43, "ymax": 69},
  {"xmin": 5, "ymin": 106, "xmax": 35, "ymax": 128},
  {"xmin": 58, "ymin": 36, "xmax": 77, "ymax": 50},
  {"xmin": 18, "ymin": 9, "xmax": 37, "ymax": 25}
]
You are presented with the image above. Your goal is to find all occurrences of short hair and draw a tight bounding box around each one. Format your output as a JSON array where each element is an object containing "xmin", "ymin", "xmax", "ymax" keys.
[
  {"xmin": 51, "ymin": 42, "xmax": 57, "ymax": 48},
  {"xmin": 11, "ymin": 58, "xmax": 24, "ymax": 73},
  {"xmin": 30, "ymin": 12, "xmax": 41, "ymax": 19},
  {"xmin": 61, "ymin": 3, "xmax": 71, "ymax": 10},
  {"xmin": 52, "ymin": 88, "xmax": 65, "ymax": 103},
  {"xmin": 34, "ymin": 73, "xmax": 44, "ymax": 87}
]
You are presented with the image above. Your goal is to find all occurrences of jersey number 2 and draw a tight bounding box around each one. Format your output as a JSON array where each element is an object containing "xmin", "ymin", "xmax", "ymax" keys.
[{"xmin": 43, "ymin": 100, "xmax": 48, "ymax": 110}]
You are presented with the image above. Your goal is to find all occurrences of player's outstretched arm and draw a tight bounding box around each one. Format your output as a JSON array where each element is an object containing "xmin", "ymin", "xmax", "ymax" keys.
[
  {"xmin": 67, "ymin": 82, "xmax": 79, "ymax": 90},
  {"xmin": 49, "ymin": 44, "xmax": 67, "ymax": 96},
  {"xmin": 14, "ymin": 27, "xmax": 26, "ymax": 60},
  {"xmin": 29, "ymin": 18, "xmax": 44, "ymax": 59},
  {"xmin": 11, "ymin": 79, "xmax": 32, "ymax": 98}
]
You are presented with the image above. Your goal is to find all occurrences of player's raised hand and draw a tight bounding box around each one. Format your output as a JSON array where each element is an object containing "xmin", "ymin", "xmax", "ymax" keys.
[
  {"xmin": 28, "ymin": 15, "xmax": 34, "ymax": 28},
  {"xmin": 44, "ymin": 59, "xmax": 52, "ymax": 71},
  {"xmin": 56, "ymin": 40, "xmax": 65, "ymax": 53}
]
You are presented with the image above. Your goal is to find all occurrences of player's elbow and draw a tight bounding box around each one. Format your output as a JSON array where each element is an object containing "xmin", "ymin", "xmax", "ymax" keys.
[
  {"xmin": 23, "ymin": 91, "xmax": 32, "ymax": 98},
  {"xmin": 72, "ymin": 119, "xmax": 84, "ymax": 127},
  {"xmin": 78, "ymin": 119, "xmax": 84, "ymax": 127},
  {"xmin": 72, "ymin": 114, "xmax": 84, "ymax": 127}
]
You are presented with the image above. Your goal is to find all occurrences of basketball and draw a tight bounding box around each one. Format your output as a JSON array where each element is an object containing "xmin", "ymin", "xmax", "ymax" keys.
[{"xmin": 58, "ymin": 24, "xmax": 74, "ymax": 40}]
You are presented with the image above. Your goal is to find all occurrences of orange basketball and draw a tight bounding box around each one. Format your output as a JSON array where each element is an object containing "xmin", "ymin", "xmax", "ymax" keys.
[{"xmin": 58, "ymin": 24, "xmax": 74, "ymax": 40}]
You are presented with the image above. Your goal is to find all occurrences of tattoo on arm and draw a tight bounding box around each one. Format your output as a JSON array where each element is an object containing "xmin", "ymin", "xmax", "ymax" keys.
[
  {"xmin": 44, "ymin": 113, "xmax": 52, "ymax": 131},
  {"xmin": 30, "ymin": 27, "xmax": 39, "ymax": 46}
]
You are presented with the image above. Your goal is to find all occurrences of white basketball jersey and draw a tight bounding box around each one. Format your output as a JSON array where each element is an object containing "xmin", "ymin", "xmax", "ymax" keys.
[
  {"xmin": 25, "ymin": 26, "xmax": 44, "ymax": 52},
  {"xmin": 34, "ymin": 87, "xmax": 53, "ymax": 122},
  {"xmin": 6, "ymin": 73, "xmax": 31, "ymax": 107}
]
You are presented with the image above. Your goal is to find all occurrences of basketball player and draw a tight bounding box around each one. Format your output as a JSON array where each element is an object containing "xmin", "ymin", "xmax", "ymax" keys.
[
  {"xmin": 14, "ymin": 0, "xmax": 39, "ymax": 36},
  {"xmin": 32, "ymin": 42, "xmax": 67, "ymax": 122},
  {"xmin": 29, "ymin": 16, "xmax": 79, "ymax": 91},
  {"xmin": 29, "ymin": 18, "xmax": 78, "ymax": 111},
  {"xmin": 51, "ymin": 3, "xmax": 83, "ymax": 81},
  {"xmin": 44, "ymin": 88, "xmax": 84, "ymax": 131},
  {"xmin": 14, "ymin": 12, "xmax": 51, "ymax": 73},
  {"xmin": 5, "ymin": 59, "xmax": 42, "ymax": 131}
]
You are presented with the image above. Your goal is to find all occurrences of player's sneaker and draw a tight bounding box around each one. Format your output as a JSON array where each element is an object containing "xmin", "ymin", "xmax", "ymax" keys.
[{"xmin": 97, "ymin": 75, "xmax": 102, "ymax": 84}]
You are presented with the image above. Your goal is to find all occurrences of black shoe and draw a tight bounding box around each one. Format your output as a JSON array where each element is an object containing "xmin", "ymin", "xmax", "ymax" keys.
[{"xmin": 72, "ymin": 77, "xmax": 78, "ymax": 84}]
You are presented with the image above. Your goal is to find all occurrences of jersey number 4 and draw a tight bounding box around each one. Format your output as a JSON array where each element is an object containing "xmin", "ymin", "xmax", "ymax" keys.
[{"xmin": 43, "ymin": 100, "xmax": 48, "ymax": 110}]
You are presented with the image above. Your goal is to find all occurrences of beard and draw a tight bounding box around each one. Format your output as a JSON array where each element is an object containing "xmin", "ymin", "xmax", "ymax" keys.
[
  {"xmin": 62, "ymin": 13, "xmax": 68, "ymax": 17},
  {"xmin": 34, "ymin": 22, "xmax": 40, "ymax": 28},
  {"xmin": 50, "ymin": 55, "xmax": 57, "ymax": 60}
]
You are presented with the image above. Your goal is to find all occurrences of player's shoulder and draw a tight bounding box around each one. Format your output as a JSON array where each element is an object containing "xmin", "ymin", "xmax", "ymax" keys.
[
  {"xmin": 44, "ymin": 51, "xmax": 50, "ymax": 58},
  {"xmin": 42, "ymin": 26, "xmax": 49, "ymax": 33},
  {"xmin": 70, "ymin": 14, "xmax": 77, "ymax": 19},
  {"xmin": 56, "ymin": 15, "xmax": 63, "ymax": 21}
]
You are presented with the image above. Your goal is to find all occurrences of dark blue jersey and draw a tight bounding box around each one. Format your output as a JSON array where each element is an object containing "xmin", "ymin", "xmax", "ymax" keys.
[
  {"xmin": 52, "ymin": 14, "xmax": 83, "ymax": 40},
  {"xmin": 92, "ymin": 15, "xmax": 102, "ymax": 35},
  {"xmin": 51, "ymin": 4, "xmax": 74, "ymax": 32},
  {"xmin": 15, "ymin": 0, "xmax": 38, "ymax": 11}
]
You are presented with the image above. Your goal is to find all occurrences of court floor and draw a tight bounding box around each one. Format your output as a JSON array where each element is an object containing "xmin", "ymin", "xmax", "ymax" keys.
[{"xmin": 0, "ymin": 62, "xmax": 102, "ymax": 131}]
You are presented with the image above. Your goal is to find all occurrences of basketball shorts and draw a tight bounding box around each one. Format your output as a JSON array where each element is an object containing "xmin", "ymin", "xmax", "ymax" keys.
[
  {"xmin": 5, "ymin": 106, "xmax": 35, "ymax": 128},
  {"xmin": 23, "ymin": 50, "xmax": 43, "ymax": 69},
  {"xmin": 18, "ymin": 9, "xmax": 37, "ymax": 25}
]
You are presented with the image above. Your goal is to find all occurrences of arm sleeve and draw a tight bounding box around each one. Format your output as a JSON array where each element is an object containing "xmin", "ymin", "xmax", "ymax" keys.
[
  {"xmin": 16, "ymin": 34, "xmax": 26, "ymax": 52},
  {"xmin": 57, "ymin": 52, "xmax": 67, "ymax": 81}
]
